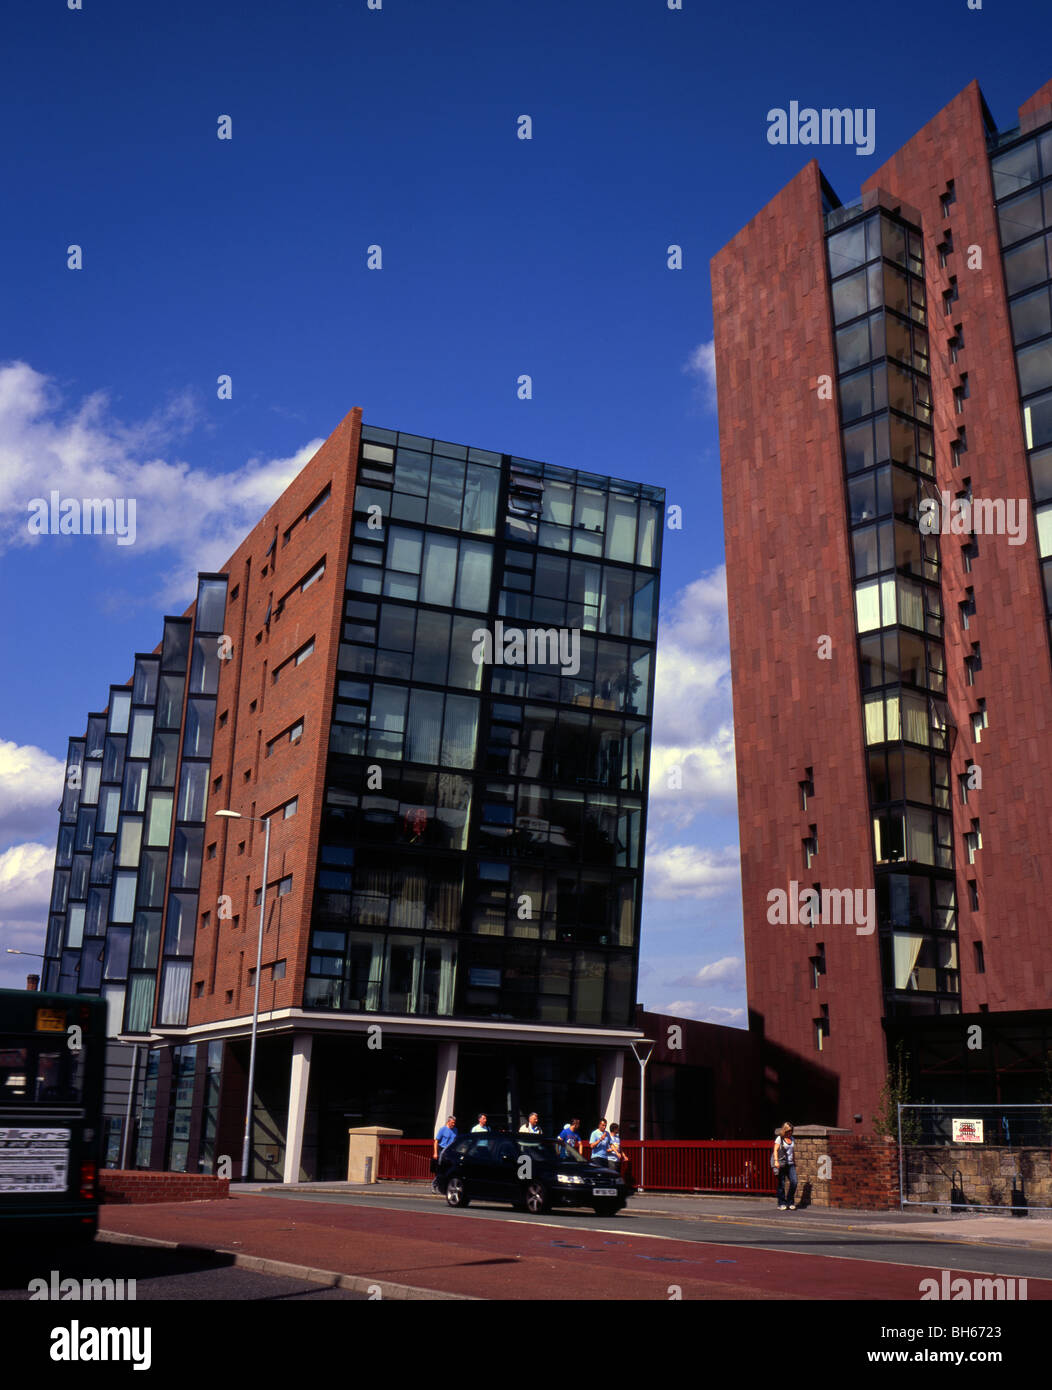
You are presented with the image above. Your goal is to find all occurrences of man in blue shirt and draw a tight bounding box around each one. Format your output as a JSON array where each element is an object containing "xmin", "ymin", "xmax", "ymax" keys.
[
  {"xmin": 589, "ymin": 1118, "xmax": 610, "ymax": 1159},
  {"xmin": 431, "ymin": 1115, "xmax": 458, "ymax": 1191},
  {"xmin": 558, "ymin": 1118, "xmax": 582, "ymax": 1151}
]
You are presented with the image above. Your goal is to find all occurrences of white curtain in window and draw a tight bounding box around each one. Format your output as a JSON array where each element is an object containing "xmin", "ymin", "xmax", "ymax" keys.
[
  {"xmin": 158, "ymin": 962, "xmax": 191, "ymax": 1026},
  {"xmin": 1037, "ymin": 503, "xmax": 1052, "ymax": 558},
  {"xmin": 907, "ymin": 809, "xmax": 935, "ymax": 865},
  {"xmin": 855, "ymin": 579, "xmax": 881, "ymax": 633},
  {"xmin": 456, "ymin": 540, "xmax": 492, "ymax": 612},
  {"xmin": 898, "ymin": 580, "xmax": 923, "ymax": 630},
  {"xmin": 902, "ymin": 693, "xmax": 928, "ymax": 745},
  {"xmin": 441, "ymin": 695, "xmax": 479, "ymax": 769},
  {"xmin": 892, "ymin": 934, "xmax": 925, "ymax": 989},
  {"xmin": 406, "ymin": 690, "xmax": 443, "ymax": 764}
]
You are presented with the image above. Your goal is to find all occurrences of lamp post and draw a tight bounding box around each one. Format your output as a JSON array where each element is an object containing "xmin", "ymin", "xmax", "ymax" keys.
[
  {"xmin": 215, "ymin": 808, "xmax": 271, "ymax": 1182},
  {"xmin": 630, "ymin": 1038, "xmax": 655, "ymax": 1192}
]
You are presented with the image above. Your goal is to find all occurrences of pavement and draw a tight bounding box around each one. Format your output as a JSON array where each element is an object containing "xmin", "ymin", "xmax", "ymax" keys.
[{"xmin": 90, "ymin": 1182, "xmax": 1052, "ymax": 1301}]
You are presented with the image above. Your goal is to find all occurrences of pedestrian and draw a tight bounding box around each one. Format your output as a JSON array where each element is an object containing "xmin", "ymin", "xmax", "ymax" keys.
[
  {"xmin": 471, "ymin": 1113, "xmax": 490, "ymax": 1133},
  {"xmin": 772, "ymin": 1122, "xmax": 797, "ymax": 1210},
  {"xmin": 519, "ymin": 1112, "xmax": 541, "ymax": 1133},
  {"xmin": 589, "ymin": 1118, "xmax": 608, "ymax": 1158},
  {"xmin": 557, "ymin": 1117, "xmax": 582, "ymax": 1150},
  {"xmin": 605, "ymin": 1123, "xmax": 623, "ymax": 1171},
  {"xmin": 432, "ymin": 1114, "xmax": 457, "ymax": 1192}
]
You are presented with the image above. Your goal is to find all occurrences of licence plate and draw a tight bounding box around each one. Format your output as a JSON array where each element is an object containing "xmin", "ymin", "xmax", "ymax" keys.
[{"xmin": 593, "ymin": 1187, "xmax": 617, "ymax": 1197}]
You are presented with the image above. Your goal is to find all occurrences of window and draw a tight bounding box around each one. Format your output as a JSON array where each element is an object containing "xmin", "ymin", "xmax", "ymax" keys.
[
  {"xmin": 206, "ymin": 841, "xmax": 217, "ymax": 860},
  {"xmin": 970, "ymin": 883, "xmax": 981, "ymax": 915},
  {"xmin": 937, "ymin": 231, "xmax": 953, "ymax": 267},
  {"xmin": 272, "ymin": 960, "xmax": 286, "ymax": 980},
  {"xmin": 274, "ymin": 639, "xmax": 315, "ymax": 681},
  {"xmin": 267, "ymin": 719, "xmax": 304, "ymax": 755},
  {"xmin": 965, "ymin": 643, "xmax": 981, "ymax": 686},
  {"xmin": 301, "ymin": 561, "xmax": 325, "ymax": 592},
  {"xmin": 959, "ymin": 590, "xmax": 975, "ymax": 629},
  {"xmin": 942, "ymin": 278, "xmax": 958, "ymax": 315},
  {"xmin": 953, "ymin": 375, "xmax": 969, "ymax": 414},
  {"xmin": 277, "ymin": 875, "xmax": 293, "ymax": 897},
  {"xmin": 962, "ymin": 539, "xmax": 978, "ymax": 573},
  {"xmin": 799, "ymin": 768, "xmax": 814, "ymax": 810},
  {"xmin": 815, "ymin": 1011, "xmax": 830, "ymax": 1051},
  {"xmin": 803, "ymin": 825, "xmax": 818, "ymax": 870},
  {"xmin": 965, "ymin": 819, "xmax": 982, "ymax": 864},
  {"xmin": 283, "ymin": 797, "xmax": 298, "ymax": 819},
  {"xmin": 971, "ymin": 700, "xmax": 988, "ymax": 742},
  {"xmin": 950, "ymin": 428, "xmax": 966, "ymax": 467},
  {"xmin": 284, "ymin": 484, "xmax": 332, "ymax": 544},
  {"xmin": 958, "ymin": 772, "xmax": 970, "ymax": 805},
  {"xmin": 940, "ymin": 181, "xmax": 956, "ymax": 217},
  {"xmin": 810, "ymin": 944, "xmax": 826, "ymax": 988}
]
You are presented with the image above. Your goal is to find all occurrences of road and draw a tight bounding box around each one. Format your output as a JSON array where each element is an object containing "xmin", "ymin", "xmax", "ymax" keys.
[{"xmin": 90, "ymin": 1188, "xmax": 1052, "ymax": 1301}]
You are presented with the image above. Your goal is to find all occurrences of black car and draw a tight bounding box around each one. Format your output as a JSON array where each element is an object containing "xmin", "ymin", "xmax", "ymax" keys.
[{"xmin": 435, "ymin": 1133, "xmax": 628, "ymax": 1216}]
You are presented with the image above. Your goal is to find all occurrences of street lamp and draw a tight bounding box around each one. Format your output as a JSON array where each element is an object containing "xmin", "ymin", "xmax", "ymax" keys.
[
  {"xmin": 215, "ymin": 808, "xmax": 271, "ymax": 1182},
  {"xmin": 630, "ymin": 1038, "xmax": 655, "ymax": 1192}
]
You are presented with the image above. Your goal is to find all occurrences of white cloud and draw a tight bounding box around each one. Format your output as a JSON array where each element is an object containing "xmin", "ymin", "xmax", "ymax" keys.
[
  {"xmin": 0, "ymin": 843, "xmax": 53, "ymax": 976},
  {"xmin": 0, "ymin": 740, "xmax": 65, "ymax": 843},
  {"xmin": 671, "ymin": 956, "xmax": 744, "ymax": 990},
  {"xmin": 658, "ymin": 1000, "xmax": 746, "ymax": 1026},
  {"xmin": 643, "ymin": 844, "xmax": 740, "ymax": 901},
  {"xmin": 682, "ymin": 339, "xmax": 717, "ymax": 407},
  {"xmin": 648, "ymin": 567, "xmax": 736, "ymax": 825},
  {"xmin": 0, "ymin": 361, "xmax": 324, "ymax": 608}
]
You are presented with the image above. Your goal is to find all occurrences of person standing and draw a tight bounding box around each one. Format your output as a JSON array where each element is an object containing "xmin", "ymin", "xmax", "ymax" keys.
[
  {"xmin": 558, "ymin": 1118, "xmax": 582, "ymax": 1150},
  {"xmin": 471, "ymin": 1113, "xmax": 490, "ymax": 1133},
  {"xmin": 605, "ymin": 1123, "xmax": 623, "ymax": 1172},
  {"xmin": 772, "ymin": 1122, "xmax": 797, "ymax": 1210},
  {"xmin": 432, "ymin": 1115, "xmax": 457, "ymax": 1192},
  {"xmin": 589, "ymin": 1118, "xmax": 609, "ymax": 1159},
  {"xmin": 519, "ymin": 1112, "xmax": 541, "ymax": 1133}
]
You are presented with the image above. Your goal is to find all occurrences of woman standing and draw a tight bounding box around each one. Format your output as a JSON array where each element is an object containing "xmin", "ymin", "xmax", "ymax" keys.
[{"xmin": 772, "ymin": 1122, "xmax": 797, "ymax": 1210}]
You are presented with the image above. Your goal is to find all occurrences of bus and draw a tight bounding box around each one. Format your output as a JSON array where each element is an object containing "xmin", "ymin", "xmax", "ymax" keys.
[{"xmin": 0, "ymin": 988, "xmax": 106, "ymax": 1245}]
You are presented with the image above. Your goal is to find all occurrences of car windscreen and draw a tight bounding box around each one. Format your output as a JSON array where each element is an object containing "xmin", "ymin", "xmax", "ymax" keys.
[{"xmin": 518, "ymin": 1139, "xmax": 587, "ymax": 1163}]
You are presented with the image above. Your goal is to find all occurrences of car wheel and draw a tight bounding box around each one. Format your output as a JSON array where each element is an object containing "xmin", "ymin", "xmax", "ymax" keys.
[
  {"xmin": 525, "ymin": 1181, "xmax": 549, "ymax": 1215},
  {"xmin": 446, "ymin": 1177, "xmax": 470, "ymax": 1208},
  {"xmin": 592, "ymin": 1199, "xmax": 621, "ymax": 1217}
]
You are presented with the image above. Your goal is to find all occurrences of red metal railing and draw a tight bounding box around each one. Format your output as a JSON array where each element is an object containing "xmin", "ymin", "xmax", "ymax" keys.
[{"xmin": 377, "ymin": 1138, "xmax": 776, "ymax": 1193}]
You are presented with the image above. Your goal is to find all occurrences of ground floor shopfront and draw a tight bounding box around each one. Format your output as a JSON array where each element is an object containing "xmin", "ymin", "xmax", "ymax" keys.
[{"xmin": 108, "ymin": 1013, "xmax": 638, "ymax": 1181}]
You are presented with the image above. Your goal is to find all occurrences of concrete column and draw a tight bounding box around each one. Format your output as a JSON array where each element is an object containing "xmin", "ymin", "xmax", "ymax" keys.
[
  {"xmin": 282, "ymin": 1033, "xmax": 313, "ymax": 1184},
  {"xmin": 599, "ymin": 1050, "xmax": 625, "ymax": 1125},
  {"xmin": 434, "ymin": 1041, "xmax": 458, "ymax": 1135}
]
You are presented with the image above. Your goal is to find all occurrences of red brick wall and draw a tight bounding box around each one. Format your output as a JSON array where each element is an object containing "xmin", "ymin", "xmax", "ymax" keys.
[
  {"xmin": 794, "ymin": 1134, "xmax": 900, "ymax": 1210},
  {"xmin": 99, "ymin": 1171, "xmax": 230, "ymax": 1204},
  {"xmin": 712, "ymin": 161, "xmax": 886, "ymax": 1130},
  {"xmin": 864, "ymin": 82, "xmax": 1052, "ymax": 1015}
]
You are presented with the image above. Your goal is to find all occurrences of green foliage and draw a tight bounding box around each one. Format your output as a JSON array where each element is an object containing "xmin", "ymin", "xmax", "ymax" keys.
[{"xmin": 873, "ymin": 1040, "xmax": 922, "ymax": 1143}]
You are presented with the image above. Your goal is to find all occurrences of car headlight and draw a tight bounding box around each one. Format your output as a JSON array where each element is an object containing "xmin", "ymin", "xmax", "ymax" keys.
[{"xmin": 557, "ymin": 1173, "xmax": 585, "ymax": 1185}]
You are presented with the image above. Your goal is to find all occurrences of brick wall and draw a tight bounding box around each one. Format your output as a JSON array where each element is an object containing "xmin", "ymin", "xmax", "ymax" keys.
[
  {"xmin": 793, "ymin": 1129, "xmax": 900, "ymax": 1210},
  {"xmin": 99, "ymin": 1171, "xmax": 230, "ymax": 1205}
]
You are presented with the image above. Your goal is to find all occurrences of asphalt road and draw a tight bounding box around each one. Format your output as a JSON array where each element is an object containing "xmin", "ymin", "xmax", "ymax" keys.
[{"xmin": 256, "ymin": 1187, "xmax": 1052, "ymax": 1286}]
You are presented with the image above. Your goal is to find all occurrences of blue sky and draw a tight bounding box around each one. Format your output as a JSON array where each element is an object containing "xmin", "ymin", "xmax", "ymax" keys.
[{"xmin": 0, "ymin": 0, "xmax": 1047, "ymax": 1007}]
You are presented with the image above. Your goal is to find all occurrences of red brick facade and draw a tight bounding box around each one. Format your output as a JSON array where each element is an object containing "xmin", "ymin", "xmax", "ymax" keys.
[
  {"xmin": 187, "ymin": 408, "xmax": 361, "ymax": 1024},
  {"xmin": 714, "ymin": 80, "xmax": 1052, "ymax": 1131},
  {"xmin": 712, "ymin": 161, "xmax": 886, "ymax": 1130}
]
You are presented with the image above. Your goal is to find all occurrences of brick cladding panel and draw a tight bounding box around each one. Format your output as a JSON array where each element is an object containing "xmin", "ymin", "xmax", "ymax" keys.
[
  {"xmin": 188, "ymin": 407, "xmax": 361, "ymax": 1026},
  {"xmin": 712, "ymin": 161, "xmax": 887, "ymax": 1129},
  {"xmin": 864, "ymin": 81, "xmax": 1052, "ymax": 1012}
]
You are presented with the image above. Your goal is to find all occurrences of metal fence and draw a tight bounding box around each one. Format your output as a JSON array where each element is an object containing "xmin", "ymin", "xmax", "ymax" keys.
[
  {"xmin": 377, "ymin": 1138, "xmax": 776, "ymax": 1193},
  {"xmin": 899, "ymin": 1103, "xmax": 1052, "ymax": 1214}
]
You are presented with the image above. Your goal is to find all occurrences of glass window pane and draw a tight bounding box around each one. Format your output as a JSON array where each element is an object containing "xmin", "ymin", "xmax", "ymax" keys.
[
  {"xmin": 156, "ymin": 675, "xmax": 184, "ymax": 728},
  {"xmin": 170, "ymin": 827, "xmax": 203, "ymax": 889},
  {"xmin": 117, "ymin": 817, "xmax": 142, "ymax": 868},
  {"xmin": 184, "ymin": 700, "xmax": 215, "ymax": 758},
  {"xmin": 827, "ymin": 222, "xmax": 867, "ymax": 277},
  {"xmin": 189, "ymin": 637, "xmax": 220, "ymax": 695},
  {"xmin": 991, "ymin": 139, "xmax": 1039, "ymax": 199},
  {"xmin": 110, "ymin": 872, "xmax": 137, "ymax": 923},
  {"xmin": 164, "ymin": 893, "xmax": 198, "ymax": 956},
  {"xmin": 456, "ymin": 540, "xmax": 493, "ymax": 612},
  {"xmin": 462, "ymin": 463, "xmax": 499, "ymax": 535},
  {"xmin": 1018, "ymin": 339, "xmax": 1052, "ymax": 397},
  {"xmin": 605, "ymin": 496, "xmax": 636, "ymax": 562},
  {"xmin": 1024, "ymin": 389, "xmax": 1052, "ymax": 450},
  {"xmin": 195, "ymin": 578, "xmax": 227, "ymax": 633},
  {"xmin": 441, "ymin": 695, "xmax": 479, "ymax": 769},
  {"xmin": 999, "ymin": 187, "xmax": 1045, "ymax": 246},
  {"xmin": 421, "ymin": 534, "xmax": 458, "ymax": 607},
  {"xmin": 177, "ymin": 763, "xmax": 209, "ymax": 823},
  {"xmin": 1004, "ymin": 236, "xmax": 1049, "ymax": 295},
  {"xmin": 406, "ymin": 690, "xmax": 444, "ymax": 764},
  {"xmin": 128, "ymin": 710, "xmax": 154, "ymax": 758},
  {"xmin": 108, "ymin": 690, "xmax": 131, "ymax": 734},
  {"xmin": 122, "ymin": 762, "xmax": 148, "ymax": 812},
  {"xmin": 159, "ymin": 962, "xmax": 191, "ymax": 1026},
  {"xmin": 426, "ymin": 456, "xmax": 465, "ymax": 529},
  {"xmin": 145, "ymin": 792, "xmax": 173, "ymax": 846}
]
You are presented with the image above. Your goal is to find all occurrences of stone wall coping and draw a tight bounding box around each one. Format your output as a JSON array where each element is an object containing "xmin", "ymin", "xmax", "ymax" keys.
[
  {"xmin": 791, "ymin": 1126, "xmax": 853, "ymax": 1137},
  {"xmin": 346, "ymin": 1126, "xmax": 404, "ymax": 1137}
]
